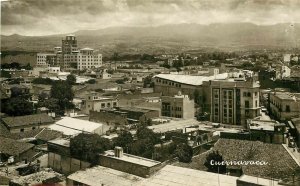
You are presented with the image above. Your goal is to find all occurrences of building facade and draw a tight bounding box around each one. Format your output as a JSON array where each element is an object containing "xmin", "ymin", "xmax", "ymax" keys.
[
  {"xmin": 36, "ymin": 35, "xmax": 102, "ymax": 71},
  {"xmin": 161, "ymin": 92, "xmax": 195, "ymax": 119},
  {"xmin": 82, "ymin": 92, "xmax": 118, "ymax": 114},
  {"xmin": 269, "ymin": 91, "xmax": 300, "ymax": 121},
  {"xmin": 202, "ymin": 76, "xmax": 260, "ymax": 127}
]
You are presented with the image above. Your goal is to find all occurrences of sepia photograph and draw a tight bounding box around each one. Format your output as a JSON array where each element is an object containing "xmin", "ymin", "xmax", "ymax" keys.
[{"xmin": 0, "ymin": 0, "xmax": 300, "ymax": 185}]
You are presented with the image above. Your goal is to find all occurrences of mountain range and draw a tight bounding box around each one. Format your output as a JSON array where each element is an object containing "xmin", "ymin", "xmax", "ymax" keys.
[{"xmin": 1, "ymin": 23, "xmax": 299, "ymax": 54}]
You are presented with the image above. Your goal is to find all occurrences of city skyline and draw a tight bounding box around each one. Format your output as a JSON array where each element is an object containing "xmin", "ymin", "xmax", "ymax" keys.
[{"xmin": 1, "ymin": 0, "xmax": 300, "ymax": 36}]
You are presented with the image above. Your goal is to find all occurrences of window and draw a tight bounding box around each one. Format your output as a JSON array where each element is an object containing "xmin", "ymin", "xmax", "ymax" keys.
[
  {"xmin": 245, "ymin": 101, "xmax": 250, "ymax": 108},
  {"xmin": 243, "ymin": 92, "xmax": 247, "ymax": 97},
  {"xmin": 101, "ymin": 103, "xmax": 105, "ymax": 108},
  {"xmin": 107, "ymin": 103, "xmax": 111, "ymax": 107},
  {"xmin": 32, "ymin": 127, "xmax": 36, "ymax": 130},
  {"xmin": 255, "ymin": 100, "xmax": 258, "ymax": 107},
  {"xmin": 247, "ymin": 92, "xmax": 251, "ymax": 97},
  {"xmin": 286, "ymin": 105, "xmax": 290, "ymax": 112},
  {"xmin": 20, "ymin": 129, "xmax": 24, "ymax": 132},
  {"xmin": 113, "ymin": 102, "xmax": 117, "ymax": 107}
]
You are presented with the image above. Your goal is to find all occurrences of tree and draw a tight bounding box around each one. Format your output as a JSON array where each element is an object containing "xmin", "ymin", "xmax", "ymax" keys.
[
  {"xmin": 70, "ymin": 133, "xmax": 111, "ymax": 164},
  {"xmin": 66, "ymin": 74, "xmax": 76, "ymax": 85},
  {"xmin": 87, "ymin": 79, "xmax": 96, "ymax": 84},
  {"xmin": 37, "ymin": 98, "xmax": 62, "ymax": 115},
  {"xmin": 175, "ymin": 143, "xmax": 193, "ymax": 163},
  {"xmin": 50, "ymin": 81, "xmax": 74, "ymax": 114},
  {"xmin": 136, "ymin": 126, "xmax": 160, "ymax": 144},
  {"xmin": 161, "ymin": 61, "xmax": 171, "ymax": 69},
  {"xmin": 32, "ymin": 78, "xmax": 54, "ymax": 85},
  {"xmin": 204, "ymin": 151, "xmax": 227, "ymax": 174},
  {"xmin": 143, "ymin": 76, "xmax": 154, "ymax": 88},
  {"xmin": 131, "ymin": 126, "xmax": 161, "ymax": 158},
  {"xmin": 113, "ymin": 130, "xmax": 133, "ymax": 151},
  {"xmin": 3, "ymin": 97, "xmax": 34, "ymax": 116}
]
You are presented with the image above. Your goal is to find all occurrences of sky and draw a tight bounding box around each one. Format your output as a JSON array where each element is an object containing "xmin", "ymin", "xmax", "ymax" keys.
[{"xmin": 1, "ymin": 0, "xmax": 300, "ymax": 36}]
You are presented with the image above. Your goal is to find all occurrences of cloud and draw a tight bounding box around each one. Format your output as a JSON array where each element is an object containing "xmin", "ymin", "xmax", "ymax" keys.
[{"xmin": 1, "ymin": 0, "xmax": 300, "ymax": 36}]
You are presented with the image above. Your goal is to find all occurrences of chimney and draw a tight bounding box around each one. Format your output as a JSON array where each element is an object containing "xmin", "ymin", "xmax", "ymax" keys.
[{"xmin": 114, "ymin": 146, "xmax": 123, "ymax": 158}]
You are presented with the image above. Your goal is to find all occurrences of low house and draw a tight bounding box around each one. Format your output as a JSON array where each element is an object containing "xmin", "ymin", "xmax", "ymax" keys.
[
  {"xmin": 47, "ymin": 138, "xmax": 91, "ymax": 174},
  {"xmin": 101, "ymin": 107, "xmax": 160, "ymax": 124},
  {"xmin": 98, "ymin": 147, "xmax": 162, "ymax": 178},
  {"xmin": 48, "ymin": 117, "xmax": 108, "ymax": 136},
  {"xmin": 1, "ymin": 113, "xmax": 54, "ymax": 133},
  {"xmin": 247, "ymin": 119, "xmax": 286, "ymax": 144},
  {"xmin": 0, "ymin": 137, "xmax": 35, "ymax": 163}
]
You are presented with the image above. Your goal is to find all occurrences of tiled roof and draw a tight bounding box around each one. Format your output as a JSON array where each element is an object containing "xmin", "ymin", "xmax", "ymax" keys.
[
  {"xmin": 213, "ymin": 139, "xmax": 298, "ymax": 179},
  {"xmin": 0, "ymin": 137, "xmax": 34, "ymax": 156},
  {"xmin": 176, "ymin": 138, "xmax": 298, "ymax": 180},
  {"xmin": 2, "ymin": 113, "xmax": 54, "ymax": 128},
  {"xmin": 35, "ymin": 129, "xmax": 63, "ymax": 141}
]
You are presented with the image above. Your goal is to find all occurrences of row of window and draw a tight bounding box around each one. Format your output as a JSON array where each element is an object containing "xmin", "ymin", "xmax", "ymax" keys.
[
  {"xmin": 243, "ymin": 92, "xmax": 258, "ymax": 97},
  {"xmin": 156, "ymin": 78, "xmax": 182, "ymax": 87}
]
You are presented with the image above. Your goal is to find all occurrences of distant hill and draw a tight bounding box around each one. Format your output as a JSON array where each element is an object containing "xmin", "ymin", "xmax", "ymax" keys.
[{"xmin": 1, "ymin": 23, "xmax": 300, "ymax": 55}]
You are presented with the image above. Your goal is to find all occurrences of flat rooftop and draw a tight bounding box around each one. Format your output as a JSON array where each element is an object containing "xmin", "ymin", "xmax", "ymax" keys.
[
  {"xmin": 139, "ymin": 165, "xmax": 238, "ymax": 186},
  {"xmin": 248, "ymin": 120, "xmax": 278, "ymax": 131},
  {"xmin": 68, "ymin": 166, "xmax": 144, "ymax": 186},
  {"xmin": 148, "ymin": 118, "xmax": 201, "ymax": 133},
  {"xmin": 48, "ymin": 138, "xmax": 70, "ymax": 147},
  {"xmin": 102, "ymin": 150, "xmax": 161, "ymax": 167},
  {"xmin": 272, "ymin": 92, "xmax": 300, "ymax": 101},
  {"xmin": 238, "ymin": 175, "xmax": 279, "ymax": 186},
  {"xmin": 67, "ymin": 165, "xmax": 238, "ymax": 186}
]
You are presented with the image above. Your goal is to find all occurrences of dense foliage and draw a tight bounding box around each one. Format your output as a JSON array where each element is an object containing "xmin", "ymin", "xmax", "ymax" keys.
[
  {"xmin": 1, "ymin": 87, "xmax": 33, "ymax": 116},
  {"xmin": 70, "ymin": 133, "xmax": 111, "ymax": 164},
  {"xmin": 204, "ymin": 151, "xmax": 227, "ymax": 174},
  {"xmin": 50, "ymin": 81, "xmax": 74, "ymax": 114},
  {"xmin": 175, "ymin": 143, "xmax": 193, "ymax": 163},
  {"xmin": 32, "ymin": 78, "xmax": 54, "ymax": 85}
]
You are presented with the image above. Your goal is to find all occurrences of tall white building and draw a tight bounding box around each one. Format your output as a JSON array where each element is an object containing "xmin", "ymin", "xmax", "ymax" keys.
[
  {"xmin": 35, "ymin": 35, "xmax": 102, "ymax": 71},
  {"xmin": 77, "ymin": 48, "xmax": 102, "ymax": 70}
]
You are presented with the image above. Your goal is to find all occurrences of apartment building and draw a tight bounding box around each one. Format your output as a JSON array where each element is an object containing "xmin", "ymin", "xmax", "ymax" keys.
[
  {"xmin": 161, "ymin": 92, "xmax": 195, "ymax": 119},
  {"xmin": 202, "ymin": 74, "xmax": 260, "ymax": 127}
]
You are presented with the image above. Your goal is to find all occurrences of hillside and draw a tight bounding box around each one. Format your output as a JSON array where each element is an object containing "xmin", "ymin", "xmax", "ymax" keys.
[{"xmin": 1, "ymin": 23, "xmax": 299, "ymax": 55}]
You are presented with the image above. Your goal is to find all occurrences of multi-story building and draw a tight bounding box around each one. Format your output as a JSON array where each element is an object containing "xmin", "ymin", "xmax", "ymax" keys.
[
  {"xmin": 161, "ymin": 92, "xmax": 195, "ymax": 119},
  {"xmin": 36, "ymin": 35, "xmax": 102, "ymax": 71},
  {"xmin": 62, "ymin": 34, "xmax": 78, "ymax": 54},
  {"xmin": 36, "ymin": 53, "xmax": 57, "ymax": 67},
  {"xmin": 82, "ymin": 92, "xmax": 118, "ymax": 114},
  {"xmin": 153, "ymin": 73, "xmax": 228, "ymax": 98},
  {"xmin": 77, "ymin": 48, "xmax": 102, "ymax": 70},
  {"xmin": 202, "ymin": 73, "xmax": 260, "ymax": 127},
  {"xmin": 269, "ymin": 91, "xmax": 300, "ymax": 121}
]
